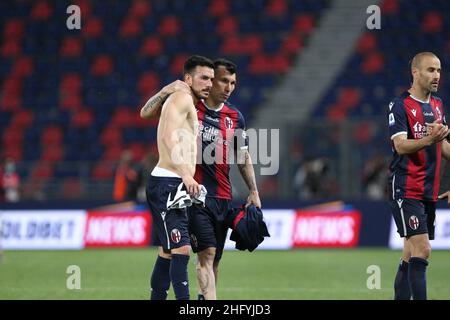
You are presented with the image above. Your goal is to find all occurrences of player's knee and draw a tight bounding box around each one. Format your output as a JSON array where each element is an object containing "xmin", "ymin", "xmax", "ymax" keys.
[
  {"xmin": 158, "ymin": 247, "xmax": 172, "ymax": 259},
  {"xmin": 171, "ymin": 245, "xmax": 191, "ymax": 256},
  {"xmin": 413, "ymin": 242, "xmax": 431, "ymax": 259},
  {"xmin": 420, "ymin": 244, "xmax": 431, "ymax": 259},
  {"xmin": 198, "ymin": 248, "xmax": 216, "ymax": 266}
]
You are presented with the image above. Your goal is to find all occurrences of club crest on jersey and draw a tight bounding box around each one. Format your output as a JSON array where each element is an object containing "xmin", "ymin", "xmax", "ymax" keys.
[
  {"xmin": 171, "ymin": 229, "xmax": 181, "ymax": 243},
  {"xmin": 436, "ymin": 106, "xmax": 442, "ymax": 121},
  {"xmin": 224, "ymin": 116, "xmax": 233, "ymax": 129},
  {"xmin": 409, "ymin": 215, "xmax": 419, "ymax": 230}
]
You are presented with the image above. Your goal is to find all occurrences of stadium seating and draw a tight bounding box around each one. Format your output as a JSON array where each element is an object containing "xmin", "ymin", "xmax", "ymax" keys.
[{"xmin": 0, "ymin": 0, "xmax": 330, "ymax": 199}]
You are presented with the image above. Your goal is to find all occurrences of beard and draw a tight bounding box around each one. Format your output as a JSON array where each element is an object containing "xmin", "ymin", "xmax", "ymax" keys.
[{"xmin": 191, "ymin": 88, "xmax": 209, "ymax": 100}]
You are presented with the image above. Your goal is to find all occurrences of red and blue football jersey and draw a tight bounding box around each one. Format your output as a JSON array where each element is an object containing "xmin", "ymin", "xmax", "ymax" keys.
[
  {"xmin": 195, "ymin": 99, "xmax": 248, "ymax": 199},
  {"xmin": 388, "ymin": 91, "xmax": 446, "ymax": 201}
]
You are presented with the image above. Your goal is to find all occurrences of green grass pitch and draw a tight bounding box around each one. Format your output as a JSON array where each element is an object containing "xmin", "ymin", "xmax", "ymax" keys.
[{"xmin": 1, "ymin": 248, "xmax": 449, "ymax": 300}]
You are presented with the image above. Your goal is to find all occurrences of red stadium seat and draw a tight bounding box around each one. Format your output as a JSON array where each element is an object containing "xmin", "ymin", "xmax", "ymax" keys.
[
  {"xmin": 76, "ymin": 0, "xmax": 92, "ymax": 17},
  {"xmin": 356, "ymin": 33, "xmax": 377, "ymax": 54},
  {"xmin": 128, "ymin": 142, "xmax": 146, "ymax": 161},
  {"xmin": 10, "ymin": 109, "xmax": 34, "ymax": 129},
  {"xmin": 326, "ymin": 104, "xmax": 347, "ymax": 121},
  {"xmin": 2, "ymin": 77, "xmax": 22, "ymax": 96},
  {"xmin": 140, "ymin": 36, "xmax": 163, "ymax": 57},
  {"xmin": 3, "ymin": 18, "xmax": 25, "ymax": 40},
  {"xmin": 91, "ymin": 162, "xmax": 115, "ymax": 180},
  {"xmin": 102, "ymin": 145, "xmax": 124, "ymax": 161},
  {"xmin": 248, "ymin": 54, "xmax": 270, "ymax": 74},
  {"xmin": 246, "ymin": 35, "xmax": 263, "ymax": 53},
  {"xmin": 361, "ymin": 52, "xmax": 384, "ymax": 74},
  {"xmin": 138, "ymin": 72, "xmax": 160, "ymax": 95},
  {"xmin": 71, "ymin": 109, "xmax": 94, "ymax": 128},
  {"xmin": 170, "ymin": 54, "xmax": 189, "ymax": 75},
  {"xmin": 208, "ymin": 0, "xmax": 229, "ymax": 17},
  {"xmin": 1, "ymin": 145, "xmax": 23, "ymax": 161},
  {"xmin": 266, "ymin": 0, "xmax": 287, "ymax": 17},
  {"xmin": 381, "ymin": 0, "xmax": 399, "ymax": 15},
  {"xmin": 119, "ymin": 16, "xmax": 142, "ymax": 38},
  {"xmin": 222, "ymin": 35, "xmax": 262, "ymax": 55},
  {"xmin": 221, "ymin": 36, "xmax": 241, "ymax": 55},
  {"xmin": 41, "ymin": 145, "xmax": 64, "ymax": 162},
  {"xmin": 41, "ymin": 126, "xmax": 63, "ymax": 145},
  {"xmin": 216, "ymin": 16, "xmax": 238, "ymax": 35},
  {"xmin": 0, "ymin": 94, "xmax": 21, "ymax": 111},
  {"xmin": 100, "ymin": 125, "xmax": 123, "ymax": 145},
  {"xmin": 11, "ymin": 56, "xmax": 34, "ymax": 78},
  {"xmin": 272, "ymin": 54, "xmax": 290, "ymax": 73},
  {"xmin": 2, "ymin": 127, "xmax": 24, "ymax": 147},
  {"xmin": 111, "ymin": 108, "xmax": 137, "ymax": 128},
  {"xmin": 293, "ymin": 14, "xmax": 315, "ymax": 35},
  {"xmin": 128, "ymin": 0, "xmax": 151, "ymax": 19},
  {"xmin": 60, "ymin": 37, "xmax": 83, "ymax": 57},
  {"xmin": 83, "ymin": 17, "xmax": 103, "ymax": 38},
  {"xmin": 60, "ymin": 73, "xmax": 82, "ymax": 91},
  {"xmin": 338, "ymin": 87, "xmax": 361, "ymax": 109},
  {"xmin": 60, "ymin": 92, "xmax": 82, "ymax": 111},
  {"xmin": 90, "ymin": 54, "xmax": 113, "ymax": 76},
  {"xmin": 281, "ymin": 34, "xmax": 304, "ymax": 55},
  {"xmin": 158, "ymin": 16, "xmax": 180, "ymax": 36},
  {"xmin": 421, "ymin": 12, "xmax": 443, "ymax": 33},
  {"xmin": 1, "ymin": 39, "xmax": 22, "ymax": 57},
  {"xmin": 30, "ymin": 1, "xmax": 53, "ymax": 20}
]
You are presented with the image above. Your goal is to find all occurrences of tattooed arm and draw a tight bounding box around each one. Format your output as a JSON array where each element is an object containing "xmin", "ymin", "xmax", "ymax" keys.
[{"xmin": 139, "ymin": 80, "xmax": 191, "ymax": 119}]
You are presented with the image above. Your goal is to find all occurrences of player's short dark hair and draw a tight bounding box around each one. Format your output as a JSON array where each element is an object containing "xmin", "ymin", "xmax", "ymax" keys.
[
  {"xmin": 183, "ymin": 55, "xmax": 214, "ymax": 75},
  {"xmin": 214, "ymin": 58, "xmax": 237, "ymax": 75},
  {"xmin": 410, "ymin": 52, "xmax": 439, "ymax": 69}
]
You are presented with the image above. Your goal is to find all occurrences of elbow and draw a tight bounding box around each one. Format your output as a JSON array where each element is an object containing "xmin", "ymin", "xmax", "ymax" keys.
[{"xmin": 140, "ymin": 109, "xmax": 150, "ymax": 119}]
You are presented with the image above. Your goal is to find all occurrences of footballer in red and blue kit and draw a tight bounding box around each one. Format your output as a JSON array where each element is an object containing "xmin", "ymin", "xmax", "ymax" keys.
[
  {"xmin": 388, "ymin": 91, "xmax": 447, "ymax": 239},
  {"xmin": 188, "ymin": 99, "xmax": 248, "ymax": 260},
  {"xmin": 195, "ymin": 99, "xmax": 248, "ymax": 199}
]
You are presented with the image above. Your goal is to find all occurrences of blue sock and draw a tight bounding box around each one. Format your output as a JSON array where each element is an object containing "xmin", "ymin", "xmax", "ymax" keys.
[
  {"xmin": 170, "ymin": 254, "xmax": 190, "ymax": 300},
  {"xmin": 408, "ymin": 257, "xmax": 428, "ymax": 300},
  {"xmin": 150, "ymin": 255, "xmax": 171, "ymax": 300},
  {"xmin": 394, "ymin": 259, "xmax": 410, "ymax": 300}
]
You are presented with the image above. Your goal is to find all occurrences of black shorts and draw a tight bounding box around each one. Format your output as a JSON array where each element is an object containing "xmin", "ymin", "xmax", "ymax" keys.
[
  {"xmin": 390, "ymin": 198, "xmax": 436, "ymax": 240},
  {"xmin": 146, "ymin": 175, "xmax": 190, "ymax": 251},
  {"xmin": 188, "ymin": 197, "xmax": 232, "ymax": 260}
]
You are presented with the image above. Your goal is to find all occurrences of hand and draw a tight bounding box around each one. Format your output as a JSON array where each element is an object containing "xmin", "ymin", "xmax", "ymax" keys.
[
  {"xmin": 438, "ymin": 191, "xmax": 450, "ymax": 204},
  {"xmin": 426, "ymin": 120, "xmax": 450, "ymax": 143},
  {"xmin": 163, "ymin": 80, "xmax": 191, "ymax": 96},
  {"xmin": 182, "ymin": 175, "xmax": 200, "ymax": 197},
  {"xmin": 245, "ymin": 191, "xmax": 261, "ymax": 209}
]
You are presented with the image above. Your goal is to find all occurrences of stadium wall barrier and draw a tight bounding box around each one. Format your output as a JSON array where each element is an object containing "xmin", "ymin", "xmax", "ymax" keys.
[
  {"xmin": 2, "ymin": 200, "xmax": 450, "ymax": 250},
  {"xmin": 0, "ymin": 210, "xmax": 86, "ymax": 250}
]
